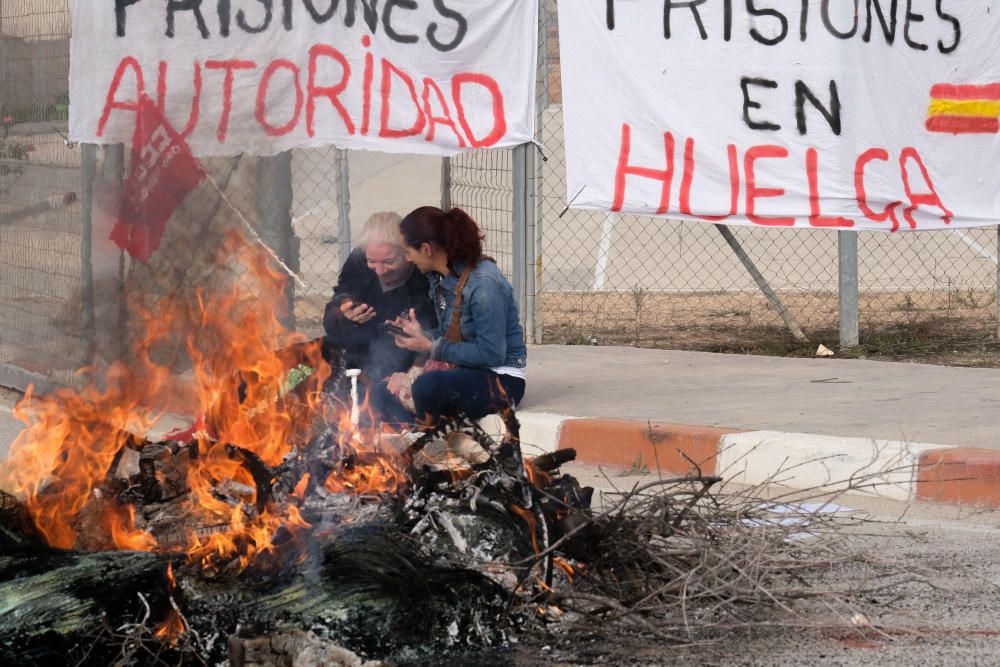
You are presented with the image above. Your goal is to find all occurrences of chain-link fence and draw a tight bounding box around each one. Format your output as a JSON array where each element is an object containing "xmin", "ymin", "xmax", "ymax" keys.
[
  {"xmin": 2, "ymin": 1, "xmax": 999, "ymax": 395},
  {"xmin": 289, "ymin": 149, "xmax": 446, "ymax": 335},
  {"xmin": 0, "ymin": 0, "xmax": 82, "ymax": 388}
]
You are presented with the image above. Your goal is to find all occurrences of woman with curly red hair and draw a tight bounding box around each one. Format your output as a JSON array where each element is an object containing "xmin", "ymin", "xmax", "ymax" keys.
[{"xmin": 385, "ymin": 206, "xmax": 527, "ymax": 423}]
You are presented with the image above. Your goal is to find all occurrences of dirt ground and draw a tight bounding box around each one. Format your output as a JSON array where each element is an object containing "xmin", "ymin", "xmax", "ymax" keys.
[{"xmin": 538, "ymin": 289, "xmax": 1000, "ymax": 368}]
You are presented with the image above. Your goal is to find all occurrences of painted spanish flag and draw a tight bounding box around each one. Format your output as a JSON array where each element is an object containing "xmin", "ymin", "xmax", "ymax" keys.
[{"xmin": 926, "ymin": 83, "xmax": 1000, "ymax": 134}]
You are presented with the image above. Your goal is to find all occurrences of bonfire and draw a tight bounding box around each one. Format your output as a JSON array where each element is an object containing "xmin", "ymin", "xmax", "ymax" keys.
[{"xmin": 0, "ymin": 226, "xmax": 601, "ymax": 665}]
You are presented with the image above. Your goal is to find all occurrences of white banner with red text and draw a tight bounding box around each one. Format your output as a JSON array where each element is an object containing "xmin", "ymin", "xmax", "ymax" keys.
[
  {"xmin": 559, "ymin": 1, "xmax": 1000, "ymax": 231},
  {"xmin": 69, "ymin": 0, "xmax": 537, "ymax": 157}
]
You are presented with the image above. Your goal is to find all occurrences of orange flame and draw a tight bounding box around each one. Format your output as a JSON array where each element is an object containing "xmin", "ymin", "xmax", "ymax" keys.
[
  {"xmin": 0, "ymin": 230, "xmax": 359, "ymax": 573},
  {"xmin": 321, "ymin": 398, "xmax": 408, "ymax": 496},
  {"xmin": 155, "ymin": 608, "xmax": 185, "ymax": 644},
  {"xmin": 524, "ymin": 458, "xmax": 551, "ymax": 487},
  {"xmin": 511, "ymin": 505, "xmax": 540, "ymax": 554},
  {"xmin": 154, "ymin": 564, "xmax": 185, "ymax": 646},
  {"xmin": 323, "ymin": 454, "xmax": 407, "ymax": 496},
  {"xmin": 103, "ymin": 503, "xmax": 157, "ymax": 551},
  {"xmin": 552, "ymin": 556, "xmax": 575, "ymax": 583},
  {"xmin": 292, "ymin": 473, "xmax": 311, "ymax": 500}
]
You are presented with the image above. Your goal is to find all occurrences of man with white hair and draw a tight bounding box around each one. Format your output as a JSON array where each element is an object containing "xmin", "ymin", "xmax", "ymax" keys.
[{"xmin": 323, "ymin": 212, "xmax": 436, "ymax": 388}]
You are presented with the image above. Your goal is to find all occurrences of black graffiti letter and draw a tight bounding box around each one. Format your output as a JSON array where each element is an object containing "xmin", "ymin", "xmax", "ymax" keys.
[
  {"xmin": 745, "ymin": 0, "xmax": 788, "ymax": 46},
  {"xmin": 115, "ymin": 0, "xmax": 142, "ymax": 37},
  {"xmin": 936, "ymin": 0, "xmax": 960, "ymax": 54},
  {"xmin": 384, "ymin": 0, "xmax": 419, "ymax": 43},
  {"xmin": 664, "ymin": 1, "xmax": 709, "ymax": 40},
  {"xmin": 218, "ymin": 0, "xmax": 231, "ymax": 36},
  {"xmin": 795, "ymin": 80, "xmax": 842, "ymax": 136},
  {"xmin": 236, "ymin": 0, "xmax": 274, "ymax": 33},
  {"xmin": 428, "ymin": 0, "xmax": 468, "ymax": 52},
  {"xmin": 166, "ymin": 0, "xmax": 210, "ymax": 38},
  {"xmin": 303, "ymin": 0, "xmax": 339, "ymax": 22},
  {"xmin": 863, "ymin": 0, "xmax": 897, "ymax": 44},
  {"xmin": 344, "ymin": 0, "xmax": 380, "ymax": 32},
  {"xmin": 821, "ymin": 0, "xmax": 859, "ymax": 39},
  {"xmin": 741, "ymin": 77, "xmax": 781, "ymax": 131},
  {"xmin": 607, "ymin": 0, "xmax": 616, "ymax": 29},
  {"xmin": 903, "ymin": 0, "xmax": 928, "ymax": 51}
]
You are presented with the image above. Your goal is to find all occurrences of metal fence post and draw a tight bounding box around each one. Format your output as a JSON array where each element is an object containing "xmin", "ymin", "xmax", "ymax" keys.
[
  {"xmin": 715, "ymin": 225, "xmax": 808, "ymax": 343},
  {"xmin": 256, "ymin": 152, "xmax": 297, "ymax": 331},
  {"xmin": 440, "ymin": 157, "xmax": 452, "ymax": 211},
  {"xmin": 512, "ymin": 144, "xmax": 529, "ymax": 328},
  {"xmin": 593, "ymin": 213, "xmax": 615, "ymax": 292},
  {"xmin": 96, "ymin": 143, "xmax": 128, "ymax": 364},
  {"xmin": 80, "ymin": 144, "xmax": 97, "ymax": 367},
  {"xmin": 524, "ymin": 143, "xmax": 539, "ymax": 344},
  {"xmin": 531, "ymin": 156, "xmax": 544, "ymax": 345},
  {"xmin": 839, "ymin": 230, "xmax": 860, "ymax": 347},
  {"xmin": 336, "ymin": 149, "xmax": 352, "ymax": 269},
  {"xmin": 526, "ymin": 0, "xmax": 548, "ymax": 345}
]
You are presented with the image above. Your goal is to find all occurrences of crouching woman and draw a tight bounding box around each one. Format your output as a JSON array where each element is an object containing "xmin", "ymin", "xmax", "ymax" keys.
[{"xmin": 387, "ymin": 206, "xmax": 527, "ymax": 423}]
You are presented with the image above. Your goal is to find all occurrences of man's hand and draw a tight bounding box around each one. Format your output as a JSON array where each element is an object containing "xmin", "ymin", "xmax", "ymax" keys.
[
  {"xmin": 387, "ymin": 308, "xmax": 433, "ymax": 354},
  {"xmin": 340, "ymin": 299, "xmax": 376, "ymax": 324}
]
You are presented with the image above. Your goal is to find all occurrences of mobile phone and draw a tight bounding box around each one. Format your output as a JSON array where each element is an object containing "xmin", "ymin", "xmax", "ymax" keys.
[{"xmin": 382, "ymin": 322, "xmax": 407, "ymax": 337}]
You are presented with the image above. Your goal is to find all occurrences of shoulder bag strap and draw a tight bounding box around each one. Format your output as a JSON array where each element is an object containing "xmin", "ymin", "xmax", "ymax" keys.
[{"xmin": 445, "ymin": 263, "xmax": 475, "ymax": 343}]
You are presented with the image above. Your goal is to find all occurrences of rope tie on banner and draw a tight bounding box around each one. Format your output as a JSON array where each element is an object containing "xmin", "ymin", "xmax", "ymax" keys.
[{"xmin": 530, "ymin": 138, "xmax": 548, "ymax": 161}]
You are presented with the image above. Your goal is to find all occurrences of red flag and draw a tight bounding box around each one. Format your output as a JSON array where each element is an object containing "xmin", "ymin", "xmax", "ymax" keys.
[{"xmin": 110, "ymin": 94, "xmax": 206, "ymax": 263}]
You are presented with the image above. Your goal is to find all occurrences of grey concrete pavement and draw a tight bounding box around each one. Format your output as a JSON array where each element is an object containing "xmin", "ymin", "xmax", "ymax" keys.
[
  {"xmin": 3, "ymin": 347, "xmax": 999, "ymax": 455},
  {"xmin": 521, "ymin": 345, "xmax": 1000, "ymax": 449},
  {"xmin": 0, "ymin": 388, "xmax": 22, "ymax": 462}
]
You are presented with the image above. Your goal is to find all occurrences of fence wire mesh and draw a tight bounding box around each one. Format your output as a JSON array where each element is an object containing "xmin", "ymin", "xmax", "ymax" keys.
[
  {"xmin": 451, "ymin": 150, "xmax": 515, "ymax": 280},
  {"xmin": 0, "ymin": 0, "xmax": 82, "ymax": 386},
  {"xmin": 289, "ymin": 149, "xmax": 445, "ymax": 335},
  {"xmin": 288, "ymin": 147, "xmax": 512, "ymax": 338}
]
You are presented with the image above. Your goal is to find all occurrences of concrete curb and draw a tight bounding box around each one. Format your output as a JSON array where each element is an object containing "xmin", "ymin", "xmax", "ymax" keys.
[
  {"xmin": 917, "ymin": 447, "xmax": 1000, "ymax": 507},
  {"xmin": 516, "ymin": 411, "xmax": 1000, "ymax": 508}
]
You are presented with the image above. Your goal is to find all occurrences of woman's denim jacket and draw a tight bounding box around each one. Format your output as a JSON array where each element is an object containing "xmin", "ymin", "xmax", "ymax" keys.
[{"xmin": 426, "ymin": 260, "xmax": 528, "ymax": 370}]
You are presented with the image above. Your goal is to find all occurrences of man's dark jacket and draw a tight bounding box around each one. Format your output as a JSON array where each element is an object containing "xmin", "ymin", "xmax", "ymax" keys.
[{"xmin": 323, "ymin": 247, "xmax": 436, "ymax": 383}]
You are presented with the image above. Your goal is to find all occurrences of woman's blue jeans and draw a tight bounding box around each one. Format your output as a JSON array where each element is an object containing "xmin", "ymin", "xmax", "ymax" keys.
[{"xmin": 412, "ymin": 368, "xmax": 525, "ymax": 423}]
